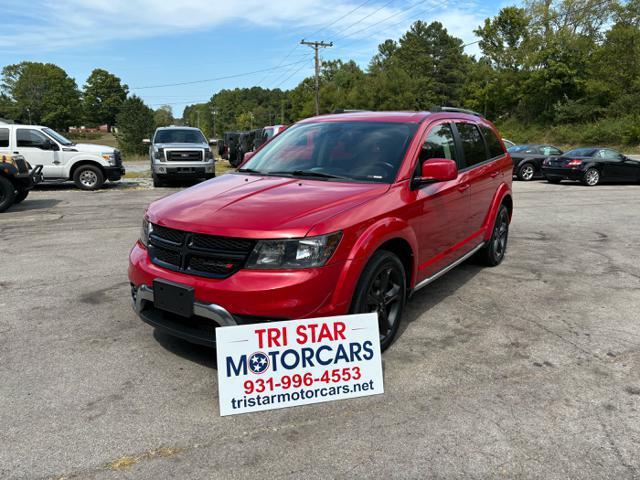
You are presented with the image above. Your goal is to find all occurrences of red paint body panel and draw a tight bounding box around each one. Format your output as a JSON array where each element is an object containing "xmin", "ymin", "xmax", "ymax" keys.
[{"xmin": 129, "ymin": 111, "xmax": 512, "ymax": 324}]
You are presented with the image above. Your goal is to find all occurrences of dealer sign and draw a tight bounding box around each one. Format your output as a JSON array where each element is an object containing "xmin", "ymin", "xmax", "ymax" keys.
[{"xmin": 216, "ymin": 313, "xmax": 384, "ymax": 416}]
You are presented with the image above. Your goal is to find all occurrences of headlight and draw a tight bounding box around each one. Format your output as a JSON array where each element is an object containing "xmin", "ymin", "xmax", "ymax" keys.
[
  {"xmin": 140, "ymin": 218, "xmax": 153, "ymax": 247},
  {"xmin": 101, "ymin": 152, "xmax": 116, "ymax": 165},
  {"xmin": 205, "ymin": 149, "xmax": 213, "ymax": 160},
  {"xmin": 153, "ymin": 148, "xmax": 165, "ymax": 161},
  {"xmin": 246, "ymin": 232, "xmax": 342, "ymax": 269}
]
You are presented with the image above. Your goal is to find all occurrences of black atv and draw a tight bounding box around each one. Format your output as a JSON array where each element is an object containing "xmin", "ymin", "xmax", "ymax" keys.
[{"xmin": 0, "ymin": 154, "xmax": 43, "ymax": 212}]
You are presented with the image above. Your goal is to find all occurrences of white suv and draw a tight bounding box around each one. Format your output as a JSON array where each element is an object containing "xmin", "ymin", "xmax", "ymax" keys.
[
  {"xmin": 144, "ymin": 126, "xmax": 215, "ymax": 187},
  {"xmin": 0, "ymin": 124, "xmax": 124, "ymax": 190}
]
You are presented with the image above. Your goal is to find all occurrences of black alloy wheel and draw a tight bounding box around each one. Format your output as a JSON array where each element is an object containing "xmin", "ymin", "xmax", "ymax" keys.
[{"xmin": 352, "ymin": 250, "xmax": 406, "ymax": 351}]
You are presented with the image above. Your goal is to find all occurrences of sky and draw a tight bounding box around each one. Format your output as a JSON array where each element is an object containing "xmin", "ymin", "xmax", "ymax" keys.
[{"xmin": 0, "ymin": 0, "xmax": 507, "ymax": 116}]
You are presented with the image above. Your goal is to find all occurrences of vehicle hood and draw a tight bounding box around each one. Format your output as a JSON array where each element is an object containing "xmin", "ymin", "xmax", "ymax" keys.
[
  {"xmin": 74, "ymin": 143, "xmax": 116, "ymax": 153},
  {"xmin": 154, "ymin": 142, "xmax": 208, "ymax": 149},
  {"xmin": 146, "ymin": 173, "xmax": 390, "ymax": 238}
]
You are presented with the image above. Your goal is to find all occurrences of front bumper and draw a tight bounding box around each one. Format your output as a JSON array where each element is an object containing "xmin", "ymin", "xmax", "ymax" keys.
[
  {"xmin": 128, "ymin": 242, "xmax": 354, "ymax": 346},
  {"xmin": 152, "ymin": 161, "xmax": 215, "ymax": 178},
  {"xmin": 542, "ymin": 167, "xmax": 584, "ymax": 181},
  {"xmin": 104, "ymin": 165, "xmax": 125, "ymax": 181},
  {"xmin": 14, "ymin": 165, "xmax": 43, "ymax": 190}
]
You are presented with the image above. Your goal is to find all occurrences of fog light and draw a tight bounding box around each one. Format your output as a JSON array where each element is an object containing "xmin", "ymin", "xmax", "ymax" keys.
[{"xmin": 158, "ymin": 166, "xmax": 166, "ymax": 174}]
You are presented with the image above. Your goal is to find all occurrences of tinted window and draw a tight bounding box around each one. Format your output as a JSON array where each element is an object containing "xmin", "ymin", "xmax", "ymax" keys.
[
  {"xmin": 599, "ymin": 149, "xmax": 621, "ymax": 160},
  {"xmin": 564, "ymin": 148, "xmax": 596, "ymax": 157},
  {"xmin": 456, "ymin": 123, "xmax": 486, "ymax": 167},
  {"xmin": 0, "ymin": 128, "xmax": 8, "ymax": 148},
  {"xmin": 242, "ymin": 121, "xmax": 418, "ymax": 183},
  {"xmin": 154, "ymin": 129, "xmax": 206, "ymax": 144},
  {"xmin": 507, "ymin": 145, "xmax": 531, "ymax": 153},
  {"xmin": 420, "ymin": 124, "xmax": 457, "ymax": 163},
  {"xmin": 541, "ymin": 146, "xmax": 562, "ymax": 156},
  {"xmin": 17, "ymin": 129, "xmax": 49, "ymax": 148},
  {"xmin": 481, "ymin": 126, "xmax": 505, "ymax": 158}
]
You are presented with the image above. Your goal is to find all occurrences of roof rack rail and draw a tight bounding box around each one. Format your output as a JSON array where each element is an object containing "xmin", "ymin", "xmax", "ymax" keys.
[
  {"xmin": 434, "ymin": 106, "xmax": 483, "ymax": 117},
  {"xmin": 331, "ymin": 109, "xmax": 369, "ymax": 114}
]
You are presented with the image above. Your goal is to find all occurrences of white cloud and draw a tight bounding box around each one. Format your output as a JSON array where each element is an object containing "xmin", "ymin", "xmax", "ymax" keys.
[{"xmin": 0, "ymin": 0, "xmax": 414, "ymax": 51}]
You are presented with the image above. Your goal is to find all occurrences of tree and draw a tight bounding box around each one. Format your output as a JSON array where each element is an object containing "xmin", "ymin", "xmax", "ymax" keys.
[
  {"xmin": 82, "ymin": 68, "xmax": 128, "ymax": 127},
  {"xmin": 115, "ymin": 96, "xmax": 155, "ymax": 155},
  {"xmin": 154, "ymin": 105, "xmax": 174, "ymax": 128},
  {"xmin": 1, "ymin": 62, "xmax": 81, "ymax": 129}
]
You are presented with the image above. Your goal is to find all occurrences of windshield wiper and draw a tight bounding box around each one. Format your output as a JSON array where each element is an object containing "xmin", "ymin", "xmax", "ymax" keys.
[
  {"xmin": 237, "ymin": 168, "xmax": 263, "ymax": 174},
  {"xmin": 269, "ymin": 170, "xmax": 349, "ymax": 180}
]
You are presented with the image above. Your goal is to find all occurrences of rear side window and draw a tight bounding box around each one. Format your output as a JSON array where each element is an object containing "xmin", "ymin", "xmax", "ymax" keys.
[
  {"xmin": 420, "ymin": 124, "xmax": 457, "ymax": 163},
  {"xmin": 541, "ymin": 146, "xmax": 562, "ymax": 156},
  {"xmin": 480, "ymin": 126, "xmax": 505, "ymax": 159},
  {"xmin": 0, "ymin": 128, "xmax": 9, "ymax": 148},
  {"xmin": 455, "ymin": 123, "xmax": 486, "ymax": 168}
]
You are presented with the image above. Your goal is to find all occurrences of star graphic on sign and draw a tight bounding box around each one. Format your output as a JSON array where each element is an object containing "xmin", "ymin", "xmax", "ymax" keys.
[{"xmin": 248, "ymin": 352, "xmax": 269, "ymax": 374}]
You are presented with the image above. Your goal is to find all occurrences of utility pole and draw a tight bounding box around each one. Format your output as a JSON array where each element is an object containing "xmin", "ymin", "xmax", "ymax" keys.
[
  {"xmin": 211, "ymin": 108, "xmax": 217, "ymax": 138},
  {"xmin": 300, "ymin": 39, "xmax": 333, "ymax": 116}
]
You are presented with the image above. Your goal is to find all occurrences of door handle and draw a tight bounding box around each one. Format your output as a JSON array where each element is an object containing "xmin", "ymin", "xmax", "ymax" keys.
[
  {"xmin": 458, "ymin": 183, "xmax": 470, "ymax": 193},
  {"xmin": 489, "ymin": 170, "xmax": 499, "ymax": 178},
  {"xmin": 53, "ymin": 160, "xmax": 61, "ymax": 164}
]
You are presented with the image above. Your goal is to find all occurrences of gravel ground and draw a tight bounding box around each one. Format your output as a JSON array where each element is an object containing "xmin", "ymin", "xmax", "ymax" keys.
[{"xmin": 1, "ymin": 179, "xmax": 639, "ymax": 479}]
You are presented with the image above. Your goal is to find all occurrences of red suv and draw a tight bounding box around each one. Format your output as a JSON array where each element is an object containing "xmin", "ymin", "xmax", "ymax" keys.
[{"xmin": 129, "ymin": 109, "xmax": 513, "ymax": 350}]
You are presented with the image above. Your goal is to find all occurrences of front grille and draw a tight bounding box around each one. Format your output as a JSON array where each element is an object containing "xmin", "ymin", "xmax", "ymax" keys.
[
  {"xmin": 165, "ymin": 150, "xmax": 203, "ymax": 162},
  {"xmin": 148, "ymin": 224, "xmax": 256, "ymax": 278}
]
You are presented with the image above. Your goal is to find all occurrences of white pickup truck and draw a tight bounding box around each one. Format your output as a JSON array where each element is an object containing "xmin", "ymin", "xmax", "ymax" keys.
[{"xmin": 0, "ymin": 124, "xmax": 124, "ymax": 190}]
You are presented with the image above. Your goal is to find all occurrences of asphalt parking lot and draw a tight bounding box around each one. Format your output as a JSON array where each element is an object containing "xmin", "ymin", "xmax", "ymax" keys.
[{"xmin": 2, "ymin": 176, "xmax": 640, "ymax": 479}]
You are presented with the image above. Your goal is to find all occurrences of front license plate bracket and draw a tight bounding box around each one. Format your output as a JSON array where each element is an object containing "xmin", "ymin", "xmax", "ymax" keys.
[{"xmin": 153, "ymin": 279, "xmax": 195, "ymax": 317}]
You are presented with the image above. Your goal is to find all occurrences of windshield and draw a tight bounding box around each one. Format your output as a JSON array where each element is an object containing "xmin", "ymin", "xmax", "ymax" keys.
[
  {"xmin": 241, "ymin": 121, "xmax": 418, "ymax": 183},
  {"xmin": 43, "ymin": 128, "xmax": 73, "ymax": 146},
  {"xmin": 154, "ymin": 129, "xmax": 206, "ymax": 144},
  {"xmin": 564, "ymin": 148, "xmax": 596, "ymax": 157}
]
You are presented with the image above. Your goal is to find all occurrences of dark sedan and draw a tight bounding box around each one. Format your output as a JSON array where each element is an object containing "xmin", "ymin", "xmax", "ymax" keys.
[
  {"xmin": 542, "ymin": 147, "xmax": 640, "ymax": 186},
  {"xmin": 508, "ymin": 144, "xmax": 563, "ymax": 181}
]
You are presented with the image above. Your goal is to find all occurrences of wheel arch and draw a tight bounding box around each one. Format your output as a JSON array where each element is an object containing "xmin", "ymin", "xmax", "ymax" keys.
[
  {"xmin": 69, "ymin": 159, "xmax": 106, "ymax": 178},
  {"xmin": 482, "ymin": 183, "xmax": 513, "ymax": 241}
]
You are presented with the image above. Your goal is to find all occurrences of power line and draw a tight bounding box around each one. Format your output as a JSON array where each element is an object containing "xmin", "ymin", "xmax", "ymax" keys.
[{"xmin": 130, "ymin": 58, "xmax": 309, "ymax": 90}]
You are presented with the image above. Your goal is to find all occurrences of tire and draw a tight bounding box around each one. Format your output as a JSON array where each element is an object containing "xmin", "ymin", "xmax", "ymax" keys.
[
  {"xmin": 14, "ymin": 190, "xmax": 29, "ymax": 204},
  {"xmin": 152, "ymin": 174, "xmax": 166, "ymax": 188},
  {"xmin": 350, "ymin": 250, "xmax": 406, "ymax": 351},
  {"xmin": 476, "ymin": 204, "xmax": 510, "ymax": 267},
  {"xmin": 546, "ymin": 177, "xmax": 562, "ymax": 184},
  {"xmin": 581, "ymin": 167, "xmax": 600, "ymax": 186},
  {"xmin": 0, "ymin": 176, "xmax": 16, "ymax": 213},
  {"xmin": 517, "ymin": 163, "xmax": 535, "ymax": 181},
  {"xmin": 73, "ymin": 165, "xmax": 105, "ymax": 190}
]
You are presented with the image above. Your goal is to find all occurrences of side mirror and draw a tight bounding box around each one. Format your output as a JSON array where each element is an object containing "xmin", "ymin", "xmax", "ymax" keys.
[
  {"xmin": 209, "ymin": 138, "xmax": 217, "ymax": 145},
  {"xmin": 242, "ymin": 151, "xmax": 255, "ymax": 163},
  {"xmin": 45, "ymin": 139, "xmax": 59, "ymax": 151},
  {"xmin": 413, "ymin": 158, "xmax": 458, "ymax": 187},
  {"xmin": 142, "ymin": 138, "xmax": 151, "ymax": 145}
]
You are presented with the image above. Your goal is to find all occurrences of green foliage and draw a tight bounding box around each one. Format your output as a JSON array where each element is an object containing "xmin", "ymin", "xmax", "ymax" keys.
[
  {"xmin": 115, "ymin": 96, "xmax": 155, "ymax": 155},
  {"xmin": 82, "ymin": 68, "xmax": 128, "ymax": 126},
  {"xmin": 153, "ymin": 105, "xmax": 174, "ymax": 128},
  {"xmin": 1, "ymin": 61, "xmax": 81, "ymax": 129}
]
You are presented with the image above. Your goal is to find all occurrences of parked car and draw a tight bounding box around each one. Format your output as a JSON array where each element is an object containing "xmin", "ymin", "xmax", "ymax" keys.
[
  {"xmin": 0, "ymin": 154, "xmax": 43, "ymax": 212},
  {"xmin": 129, "ymin": 109, "xmax": 513, "ymax": 351},
  {"xmin": 235, "ymin": 130, "xmax": 259, "ymax": 167},
  {"xmin": 221, "ymin": 132, "xmax": 241, "ymax": 165},
  {"xmin": 0, "ymin": 124, "xmax": 123, "ymax": 190},
  {"xmin": 261, "ymin": 125, "xmax": 287, "ymax": 144},
  {"xmin": 144, "ymin": 126, "xmax": 215, "ymax": 188},
  {"xmin": 542, "ymin": 147, "xmax": 640, "ymax": 186},
  {"xmin": 508, "ymin": 144, "xmax": 563, "ymax": 181}
]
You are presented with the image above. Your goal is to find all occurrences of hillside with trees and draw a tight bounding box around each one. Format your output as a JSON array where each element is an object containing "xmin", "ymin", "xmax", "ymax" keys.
[{"xmin": 1, "ymin": 0, "xmax": 639, "ymax": 152}]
